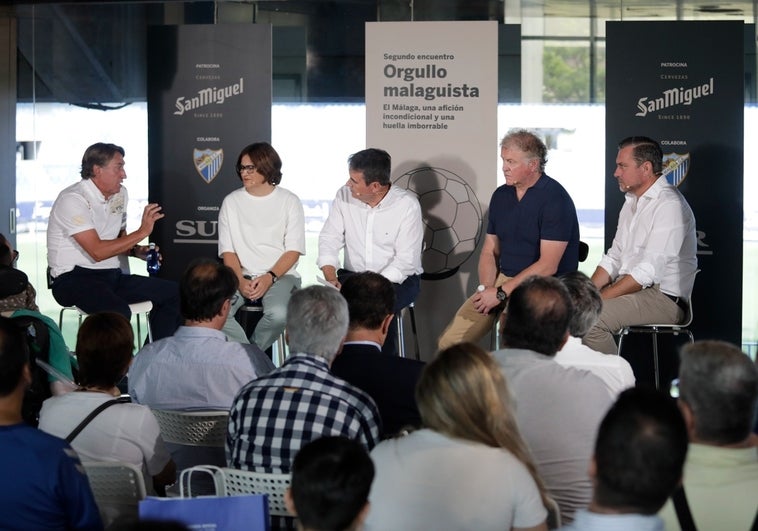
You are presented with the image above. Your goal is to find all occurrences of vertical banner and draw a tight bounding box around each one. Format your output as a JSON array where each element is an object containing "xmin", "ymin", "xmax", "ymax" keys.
[
  {"xmin": 366, "ymin": 21, "xmax": 498, "ymax": 356},
  {"xmin": 148, "ymin": 24, "xmax": 272, "ymax": 280},
  {"xmin": 606, "ymin": 21, "xmax": 743, "ymax": 347}
]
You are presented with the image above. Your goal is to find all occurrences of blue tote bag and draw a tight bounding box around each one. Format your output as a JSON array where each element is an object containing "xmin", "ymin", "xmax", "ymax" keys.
[{"xmin": 139, "ymin": 494, "xmax": 270, "ymax": 531}]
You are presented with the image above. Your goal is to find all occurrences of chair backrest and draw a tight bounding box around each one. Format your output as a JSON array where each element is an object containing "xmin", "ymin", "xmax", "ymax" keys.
[
  {"xmin": 151, "ymin": 409, "xmax": 229, "ymax": 447},
  {"xmin": 83, "ymin": 461, "xmax": 147, "ymax": 527},
  {"xmin": 545, "ymin": 495, "xmax": 562, "ymax": 529},
  {"xmin": 221, "ymin": 468, "xmax": 291, "ymax": 517}
]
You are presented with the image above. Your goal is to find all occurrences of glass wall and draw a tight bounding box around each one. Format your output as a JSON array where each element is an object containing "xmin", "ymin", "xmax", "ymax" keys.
[{"xmin": 8, "ymin": 0, "xmax": 757, "ymax": 353}]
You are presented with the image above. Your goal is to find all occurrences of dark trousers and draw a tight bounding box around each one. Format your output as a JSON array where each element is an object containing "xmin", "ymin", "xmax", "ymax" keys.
[
  {"xmin": 338, "ymin": 269, "xmax": 420, "ymax": 356},
  {"xmin": 51, "ymin": 266, "xmax": 181, "ymax": 341}
]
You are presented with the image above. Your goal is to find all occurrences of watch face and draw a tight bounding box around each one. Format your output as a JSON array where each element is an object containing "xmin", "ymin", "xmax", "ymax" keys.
[{"xmin": 497, "ymin": 288, "xmax": 506, "ymax": 301}]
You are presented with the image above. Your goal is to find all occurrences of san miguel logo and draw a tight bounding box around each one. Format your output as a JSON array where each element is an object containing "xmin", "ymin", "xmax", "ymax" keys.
[
  {"xmin": 661, "ymin": 152, "xmax": 690, "ymax": 187},
  {"xmin": 194, "ymin": 148, "xmax": 223, "ymax": 184},
  {"xmin": 174, "ymin": 77, "xmax": 244, "ymax": 116},
  {"xmin": 635, "ymin": 77, "xmax": 714, "ymax": 117}
]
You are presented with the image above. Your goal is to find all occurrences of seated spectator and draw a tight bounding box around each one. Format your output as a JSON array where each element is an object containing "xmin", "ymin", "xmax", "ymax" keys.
[
  {"xmin": 493, "ymin": 276, "xmax": 614, "ymax": 523},
  {"xmin": 39, "ymin": 312, "xmax": 176, "ymax": 497},
  {"xmin": 331, "ymin": 271, "xmax": 425, "ymax": 436},
  {"xmin": 555, "ymin": 271, "xmax": 635, "ymax": 396},
  {"xmin": 560, "ymin": 387, "xmax": 688, "ymax": 530},
  {"xmin": 659, "ymin": 340, "xmax": 758, "ymax": 530},
  {"xmin": 1, "ymin": 232, "xmax": 75, "ymax": 396},
  {"xmin": 286, "ymin": 436, "xmax": 374, "ymax": 531},
  {"xmin": 227, "ymin": 286, "xmax": 381, "ymax": 530},
  {"xmin": 129, "ymin": 258, "xmax": 274, "ymax": 410},
  {"xmin": 0, "ymin": 316, "xmax": 102, "ymax": 530},
  {"xmin": 366, "ymin": 343, "xmax": 548, "ymax": 531}
]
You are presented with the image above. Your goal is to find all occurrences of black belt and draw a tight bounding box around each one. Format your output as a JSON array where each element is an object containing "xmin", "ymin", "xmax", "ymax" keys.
[{"xmin": 664, "ymin": 292, "xmax": 688, "ymax": 312}]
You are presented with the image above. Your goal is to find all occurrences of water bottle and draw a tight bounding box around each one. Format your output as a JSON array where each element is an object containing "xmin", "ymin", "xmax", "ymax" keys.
[{"xmin": 146, "ymin": 243, "xmax": 161, "ymax": 276}]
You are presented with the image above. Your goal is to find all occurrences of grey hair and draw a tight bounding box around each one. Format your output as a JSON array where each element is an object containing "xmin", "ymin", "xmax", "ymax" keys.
[
  {"xmin": 561, "ymin": 271, "xmax": 602, "ymax": 338},
  {"xmin": 679, "ymin": 340, "xmax": 758, "ymax": 445},
  {"xmin": 286, "ymin": 286, "xmax": 349, "ymax": 363}
]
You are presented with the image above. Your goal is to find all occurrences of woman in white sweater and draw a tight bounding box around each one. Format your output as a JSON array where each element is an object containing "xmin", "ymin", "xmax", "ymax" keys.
[{"xmin": 365, "ymin": 342, "xmax": 549, "ymax": 531}]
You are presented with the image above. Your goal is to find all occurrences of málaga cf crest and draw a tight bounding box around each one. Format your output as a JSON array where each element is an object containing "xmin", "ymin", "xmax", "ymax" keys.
[
  {"xmin": 661, "ymin": 152, "xmax": 690, "ymax": 187},
  {"xmin": 193, "ymin": 148, "xmax": 223, "ymax": 184}
]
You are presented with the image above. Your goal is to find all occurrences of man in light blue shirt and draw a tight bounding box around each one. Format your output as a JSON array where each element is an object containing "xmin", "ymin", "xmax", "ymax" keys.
[
  {"xmin": 560, "ymin": 387, "xmax": 688, "ymax": 531},
  {"xmin": 129, "ymin": 259, "xmax": 274, "ymax": 411}
]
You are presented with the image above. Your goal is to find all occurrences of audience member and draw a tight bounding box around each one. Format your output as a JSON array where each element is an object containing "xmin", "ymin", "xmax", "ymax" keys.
[
  {"xmin": 0, "ymin": 316, "xmax": 102, "ymax": 530},
  {"xmin": 318, "ymin": 148, "xmax": 423, "ymax": 356},
  {"xmin": 331, "ymin": 271, "xmax": 425, "ymax": 436},
  {"xmin": 366, "ymin": 342, "xmax": 549, "ymax": 531},
  {"xmin": 438, "ymin": 130, "xmax": 579, "ymax": 349},
  {"xmin": 286, "ymin": 436, "xmax": 375, "ymax": 531},
  {"xmin": 129, "ymin": 259, "xmax": 274, "ymax": 410},
  {"xmin": 227, "ymin": 285, "xmax": 381, "ymax": 471},
  {"xmin": 560, "ymin": 387, "xmax": 688, "ymax": 530},
  {"xmin": 659, "ymin": 340, "xmax": 758, "ymax": 530},
  {"xmin": 494, "ymin": 276, "xmax": 614, "ymax": 523},
  {"xmin": 47, "ymin": 142, "xmax": 181, "ymax": 340},
  {"xmin": 584, "ymin": 136, "xmax": 697, "ymax": 354},
  {"xmin": 218, "ymin": 142, "xmax": 305, "ymax": 349},
  {"xmin": 39, "ymin": 313, "xmax": 176, "ymax": 497},
  {"xmin": 227, "ymin": 286, "xmax": 380, "ymax": 530},
  {"xmin": 555, "ymin": 271, "xmax": 635, "ymax": 396},
  {"xmin": 1, "ymin": 232, "xmax": 75, "ymax": 395}
]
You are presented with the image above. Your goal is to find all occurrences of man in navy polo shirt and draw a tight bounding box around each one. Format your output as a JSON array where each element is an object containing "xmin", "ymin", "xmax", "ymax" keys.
[{"xmin": 439, "ymin": 130, "xmax": 579, "ymax": 349}]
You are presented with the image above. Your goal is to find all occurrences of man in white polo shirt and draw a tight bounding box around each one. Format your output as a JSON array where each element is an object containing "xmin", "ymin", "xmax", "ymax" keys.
[{"xmin": 47, "ymin": 142, "xmax": 180, "ymax": 340}]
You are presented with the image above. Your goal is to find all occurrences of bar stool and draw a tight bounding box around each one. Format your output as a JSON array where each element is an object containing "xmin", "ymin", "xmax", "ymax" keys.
[
  {"xmin": 616, "ymin": 296, "xmax": 695, "ymax": 390},
  {"xmin": 396, "ymin": 302, "xmax": 420, "ymax": 359},
  {"xmin": 58, "ymin": 300, "xmax": 154, "ymax": 344},
  {"xmin": 236, "ymin": 301, "xmax": 288, "ymax": 367}
]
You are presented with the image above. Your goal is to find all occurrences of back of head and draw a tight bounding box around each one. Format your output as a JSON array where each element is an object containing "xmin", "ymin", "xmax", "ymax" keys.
[
  {"xmin": 347, "ymin": 148, "xmax": 391, "ymax": 186},
  {"xmin": 290, "ymin": 436, "xmax": 375, "ymax": 531},
  {"xmin": 340, "ymin": 272, "xmax": 395, "ymax": 331},
  {"xmin": 80, "ymin": 142, "xmax": 125, "ymax": 179},
  {"xmin": 417, "ymin": 342, "xmax": 518, "ymax": 448},
  {"xmin": 180, "ymin": 259, "xmax": 238, "ymax": 322},
  {"xmin": 0, "ymin": 316, "xmax": 29, "ymax": 397},
  {"xmin": 617, "ymin": 136, "xmax": 663, "ymax": 175},
  {"xmin": 502, "ymin": 276, "xmax": 571, "ymax": 356},
  {"xmin": 594, "ymin": 387, "xmax": 688, "ymax": 514},
  {"xmin": 235, "ymin": 142, "xmax": 283, "ymax": 186},
  {"xmin": 286, "ymin": 286, "xmax": 349, "ymax": 363},
  {"xmin": 679, "ymin": 340, "xmax": 758, "ymax": 445},
  {"xmin": 76, "ymin": 312, "xmax": 134, "ymax": 389},
  {"xmin": 560, "ymin": 271, "xmax": 602, "ymax": 338},
  {"xmin": 500, "ymin": 130, "xmax": 548, "ymax": 172}
]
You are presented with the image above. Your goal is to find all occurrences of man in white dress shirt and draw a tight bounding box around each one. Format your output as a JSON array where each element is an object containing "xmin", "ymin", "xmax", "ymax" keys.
[
  {"xmin": 129, "ymin": 259, "xmax": 274, "ymax": 410},
  {"xmin": 318, "ymin": 148, "xmax": 423, "ymax": 355},
  {"xmin": 584, "ymin": 136, "xmax": 697, "ymax": 354},
  {"xmin": 555, "ymin": 271, "xmax": 635, "ymax": 396}
]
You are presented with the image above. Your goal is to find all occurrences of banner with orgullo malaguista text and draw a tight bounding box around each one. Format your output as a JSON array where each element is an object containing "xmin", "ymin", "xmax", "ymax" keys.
[{"xmin": 366, "ymin": 21, "xmax": 498, "ymax": 355}]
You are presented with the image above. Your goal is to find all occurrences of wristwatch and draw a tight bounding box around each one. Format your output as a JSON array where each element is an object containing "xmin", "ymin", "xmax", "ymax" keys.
[
  {"xmin": 496, "ymin": 286, "xmax": 508, "ymax": 302},
  {"xmin": 267, "ymin": 270, "xmax": 278, "ymax": 283}
]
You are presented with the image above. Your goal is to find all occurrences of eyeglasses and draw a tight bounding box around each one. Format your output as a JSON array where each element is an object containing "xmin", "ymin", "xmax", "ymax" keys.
[
  {"xmin": 12, "ymin": 250, "xmax": 19, "ymax": 263},
  {"xmin": 237, "ymin": 164, "xmax": 256, "ymax": 174}
]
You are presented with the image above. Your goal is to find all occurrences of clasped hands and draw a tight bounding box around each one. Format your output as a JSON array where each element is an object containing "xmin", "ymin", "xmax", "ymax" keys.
[
  {"xmin": 472, "ymin": 287, "xmax": 501, "ymax": 315},
  {"xmin": 241, "ymin": 274, "xmax": 273, "ymax": 301}
]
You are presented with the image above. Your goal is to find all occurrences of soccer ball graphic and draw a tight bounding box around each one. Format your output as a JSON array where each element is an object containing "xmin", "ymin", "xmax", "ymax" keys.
[{"xmin": 394, "ymin": 167, "xmax": 483, "ymax": 280}]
